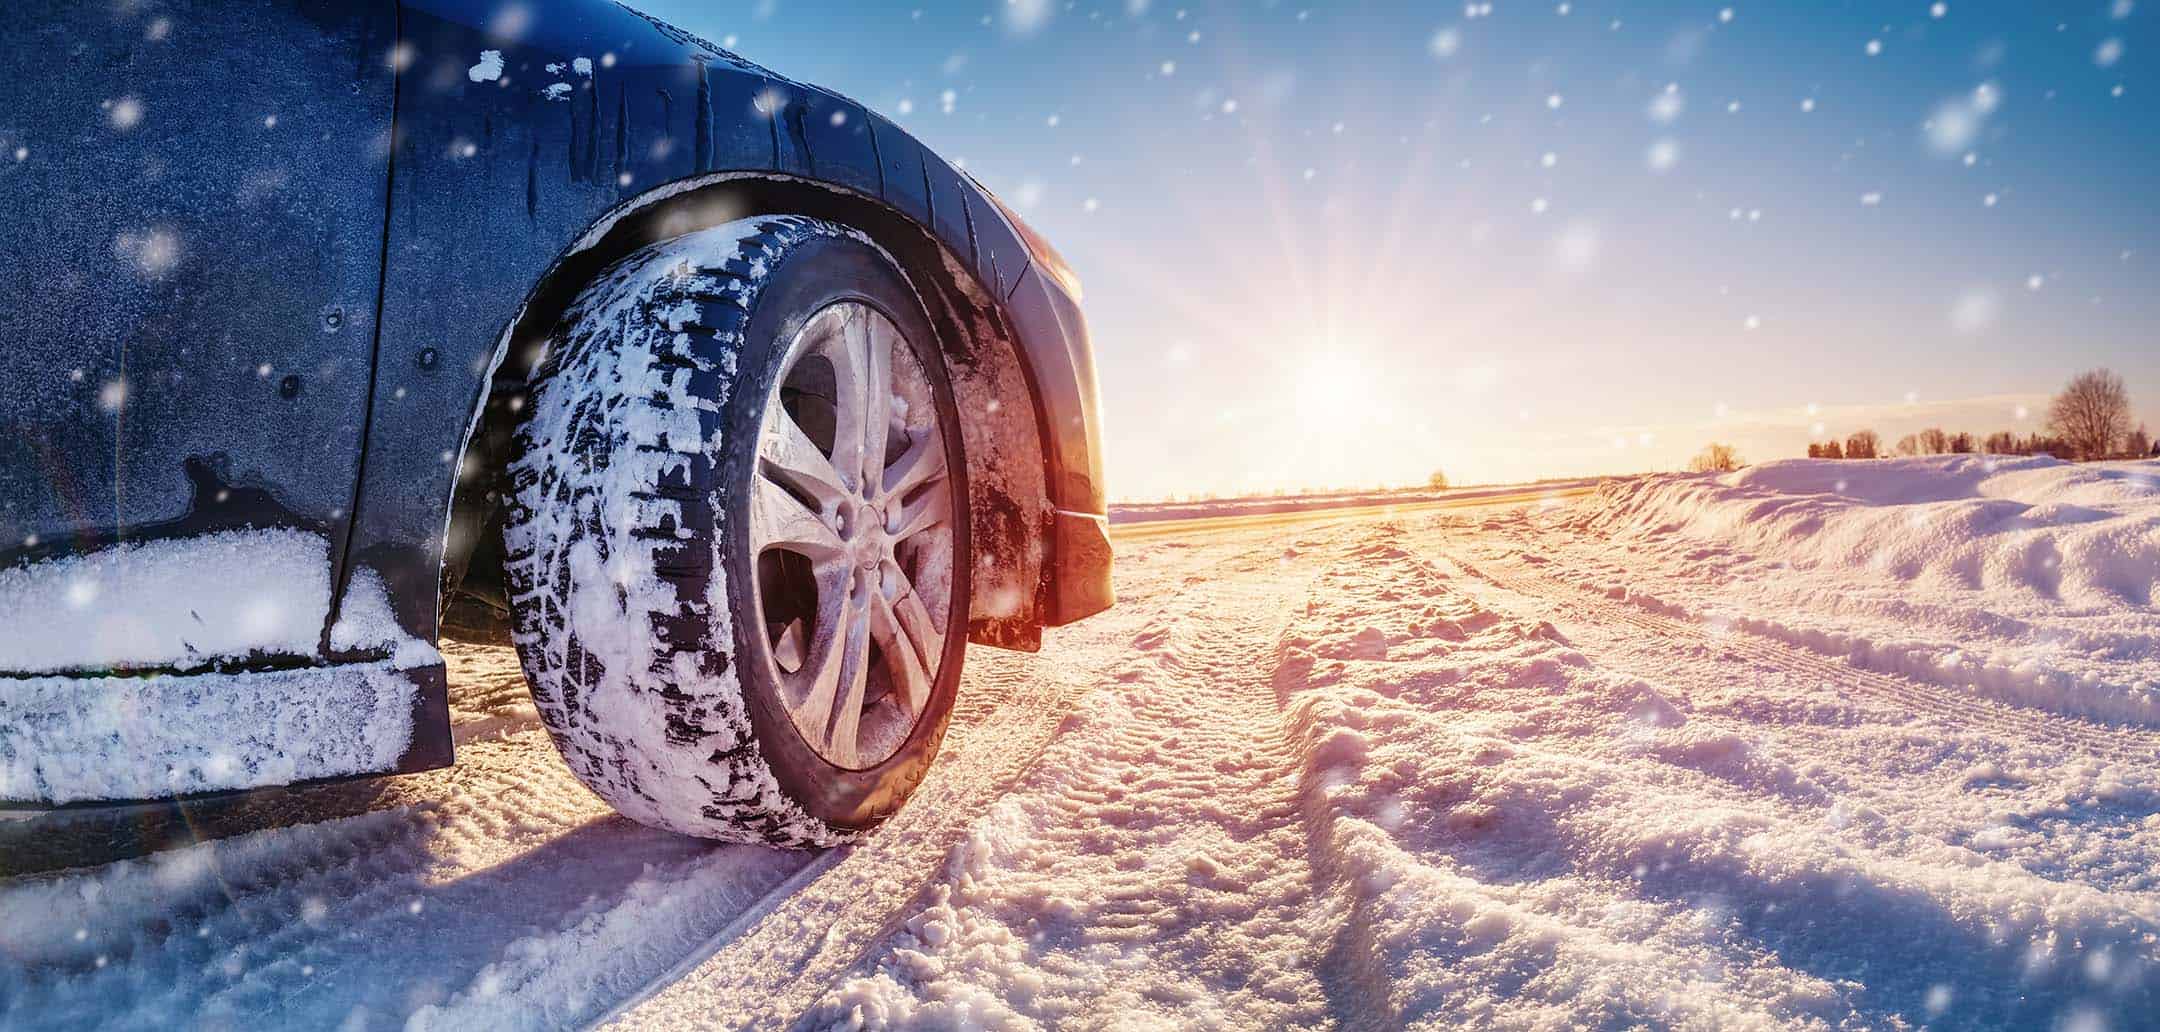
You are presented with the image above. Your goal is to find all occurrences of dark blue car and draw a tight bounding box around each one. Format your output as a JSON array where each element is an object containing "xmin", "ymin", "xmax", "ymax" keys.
[{"xmin": 0, "ymin": 0, "xmax": 1111, "ymax": 846}]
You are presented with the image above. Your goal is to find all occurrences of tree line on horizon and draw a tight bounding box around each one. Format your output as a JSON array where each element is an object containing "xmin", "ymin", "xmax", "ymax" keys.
[{"xmin": 1690, "ymin": 369, "xmax": 2158, "ymax": 474}]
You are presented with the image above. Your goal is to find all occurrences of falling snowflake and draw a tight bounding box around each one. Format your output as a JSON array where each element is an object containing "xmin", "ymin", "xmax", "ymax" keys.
[
  {"xmin": 1646, "ymin": 139, "xmax": 1681, "ymax": 171},
  {"xmin": 1865, "ymin": 39, "xmax": 1883, "ymax": 57},
  {"xmin": 1430, "ymin": 28, "xmax": 1462, "ymax": 58},
  {"xmin": 106, "ymin": 96, "xmax": 144, "ymax": 131},
  {"xmin": 1950, "ymin": 289, "xmax": 1999, "ymax": 334},
  {"xmin": 1648, "ymin": 84, "xmax": 1685, "ymax": 123},
  {"xmin": 2095, "ymin": 38, "xmax": 2124, "ymax": 68},
  {"xmin": 1553, "ymin": 222, "xmax": 1599, "ymax": 269},
  {"xmin": 114, "ymin": 229, "xmax": 180, "ymax": 277}
]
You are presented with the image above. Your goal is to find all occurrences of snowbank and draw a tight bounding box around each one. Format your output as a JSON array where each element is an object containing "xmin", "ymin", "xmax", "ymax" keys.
[
  {"xmin": 1581, "ymin": 456, "xmax": 2160, "ymax": 606},
  {"xmin": 1549, "ymin": 456, "xmax": 2160, "ymax": 726}
]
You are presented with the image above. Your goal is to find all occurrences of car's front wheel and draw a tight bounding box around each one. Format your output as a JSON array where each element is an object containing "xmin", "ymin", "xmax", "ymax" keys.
[{"xmin": 502, "ymin": 216, "xmax": 970, "ymax": 846}]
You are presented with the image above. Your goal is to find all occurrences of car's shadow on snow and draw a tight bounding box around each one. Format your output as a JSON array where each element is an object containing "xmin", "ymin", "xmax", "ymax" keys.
[
  {"xmin": 0, "ymin": 793, "xmax": 802, "ymax": 1030},
  {"xmin": 0, "ymin": 777, "xmax": 417, "ymax": 878}
]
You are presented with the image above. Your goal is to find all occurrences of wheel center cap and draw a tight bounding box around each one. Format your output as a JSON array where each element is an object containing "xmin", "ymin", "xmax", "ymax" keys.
[{"xmin": 851, "ymin": 505, "xmax": 887, "ymax": 568}]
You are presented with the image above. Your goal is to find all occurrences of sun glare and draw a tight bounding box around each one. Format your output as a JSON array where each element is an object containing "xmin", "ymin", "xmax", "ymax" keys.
[{"xmin": 1292, "ymin": 356, "xmax": 1368, "ymax": 428}]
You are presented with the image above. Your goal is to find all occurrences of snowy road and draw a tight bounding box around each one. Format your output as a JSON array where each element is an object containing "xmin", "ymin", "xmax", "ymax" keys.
[{"xmin": 7, "ymin": 461, "xmax": 2160, "ymax": 1030}]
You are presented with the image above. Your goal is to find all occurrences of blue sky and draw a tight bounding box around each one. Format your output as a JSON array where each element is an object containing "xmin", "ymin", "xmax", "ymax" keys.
[{"xmin": 636, "ymin": 0, "xmax": 2157, "ymax": 499}]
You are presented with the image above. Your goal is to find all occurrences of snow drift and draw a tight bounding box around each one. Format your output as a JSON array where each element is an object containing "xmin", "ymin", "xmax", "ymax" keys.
[
  {"xmin": 1548, "ymin": 456, "xmax": 2160, "ymax": 726},
  {"xmin": 1580, "ymin": 456, "xmax": 2160, "ymax": 606}
]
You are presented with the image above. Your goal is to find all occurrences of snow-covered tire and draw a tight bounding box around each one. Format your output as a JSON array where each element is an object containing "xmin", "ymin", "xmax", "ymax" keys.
[{"xmin": 502, "ymin": 216, "xmax": 971, "ymax": 847}]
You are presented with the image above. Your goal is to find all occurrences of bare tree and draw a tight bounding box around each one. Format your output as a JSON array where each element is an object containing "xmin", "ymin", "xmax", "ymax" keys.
[
  {"xmin": 1428, "ymin": 469, "xmax": 1449, "ymax": 490},
  {"xmin": 1917, "ymin": 427, "xmax": 1951, "ymax": 455},
  {"xmin": 1950, "ymin": 431, "xmax": 1976, "ymax": 454},
  {"xmin": 1983, "ymin": 430, "xmax": 2019, "ymax": 455},
  {"xmin": 2048, "ymin": 368, "xmax": 2133, "ymax": 460},
  {"xmin": 1895, "ymin": 434, "xmax": 1921, "ymax": 457},
  {"xmin": 1807, "ymin": 442, "xmax": 1823, "ymax": 459},
  {"xmin": 2127, "ymin": 424, "xmax": 2152, "ymax": 460},
  {"xmin": 1822, "ymin": 440, "xmax": 1845, "ymax": 460},
  {"xmin": 1689, "ymin": 443, "xmax": 1744, "ymax": 473},
  {"xmin": 1846, "ymin": 430, "xmax": 1881, "ymax": 459}
]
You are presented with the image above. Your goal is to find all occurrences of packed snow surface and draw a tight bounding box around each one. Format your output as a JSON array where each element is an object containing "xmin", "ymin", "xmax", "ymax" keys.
[{"xmin": 5, "ymin": 474, "xmax": 2157, "ymax": 1029}]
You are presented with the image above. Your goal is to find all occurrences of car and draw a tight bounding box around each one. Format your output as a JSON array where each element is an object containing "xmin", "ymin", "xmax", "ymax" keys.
[{"xmin": 0, "ymin": 0, "xmax": 1111, "ymax": 847}]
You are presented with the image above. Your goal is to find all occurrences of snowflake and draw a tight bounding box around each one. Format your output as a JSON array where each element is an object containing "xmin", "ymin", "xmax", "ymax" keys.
[
  {"xmin": 106, "ymin": 96, "xmax": 144, "ymax": 131},
  {"xmin": 1647, "ymin": 139, "xmax": 1680, "ymax": 171},
  {"xmin": 1648, "ymin": 84, "xmax": 1685, "ymax": 123}
]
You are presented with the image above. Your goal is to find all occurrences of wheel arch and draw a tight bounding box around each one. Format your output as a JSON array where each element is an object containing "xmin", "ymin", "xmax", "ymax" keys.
[{"xmin": 441, "ymin": 172, "xmax": 1056, "ymax": 650}]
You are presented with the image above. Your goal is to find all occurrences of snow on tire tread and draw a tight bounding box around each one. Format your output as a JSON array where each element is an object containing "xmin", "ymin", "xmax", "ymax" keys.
[{"xmin": 503, "ymin": 216, "xmax": 865, "ymax": 848}]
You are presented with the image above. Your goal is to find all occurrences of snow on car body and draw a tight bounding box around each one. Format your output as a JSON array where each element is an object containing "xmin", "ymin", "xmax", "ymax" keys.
[{"xmin": 0, "ymin": 1, "xmax": 1112, "ymax": 838}]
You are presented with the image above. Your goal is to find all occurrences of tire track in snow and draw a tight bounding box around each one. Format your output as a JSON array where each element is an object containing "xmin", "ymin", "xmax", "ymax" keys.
[
  {"xmin": 778, "ymin": 531, "xmax": 1349, "ymax": 1029},
  {"xmin": 601, "ymin": 535, "xmax": 1305, "ymax": 1028},
  {"xmin": 1299, "ymin": 530, "xmax": 2160, "ymax": 1027}
]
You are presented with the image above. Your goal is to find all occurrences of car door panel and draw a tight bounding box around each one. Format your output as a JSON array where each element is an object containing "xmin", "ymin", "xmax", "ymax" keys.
[{"xmin": 0, "ymin": 0, "xmax": 396, "ymax": 670}]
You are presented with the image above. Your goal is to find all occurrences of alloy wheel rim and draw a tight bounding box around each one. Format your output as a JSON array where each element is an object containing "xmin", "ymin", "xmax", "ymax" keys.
[{"xmin": 747, "ymin": 301, "xmax": 956, "ymax": 770}]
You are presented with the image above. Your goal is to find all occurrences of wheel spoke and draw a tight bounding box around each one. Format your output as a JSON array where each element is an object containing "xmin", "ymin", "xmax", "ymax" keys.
[
  {"xmin": 870, "ymin": 586, "xmax": 934, "ymax": 714},
  {"xmin": 822, "ymin": 592, "xmax": 875, "ymax": 766},
  {"xmin": 881, "ymin": 432, "xmax": 946, "ymax": 502},
  {"xmin": 749, "ymin": 475, "xmax": 846, "ymax": 561},
  {"xmin": 789, "ymin": 571, "xmax": 871, "ymax": 766},
  {"xmin": 887, "ymin": 483, "xmax": 950, "ymax": 542},
  {"xmin": 860, "ymin": 312, "xmax": 896, "ymax": 487},
  {"xmin": 816, "ymin": 307, "xmax": 870, "ymax": 494},
  {"xmin": 759, "ymin": 408, "xmax": 848, "ymax": 514}
]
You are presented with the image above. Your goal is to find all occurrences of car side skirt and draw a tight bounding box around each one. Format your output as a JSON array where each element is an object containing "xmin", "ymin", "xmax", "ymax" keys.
[{"xmin": 0, "ymin": 660, "xmax": 452, "ymax": 809}]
